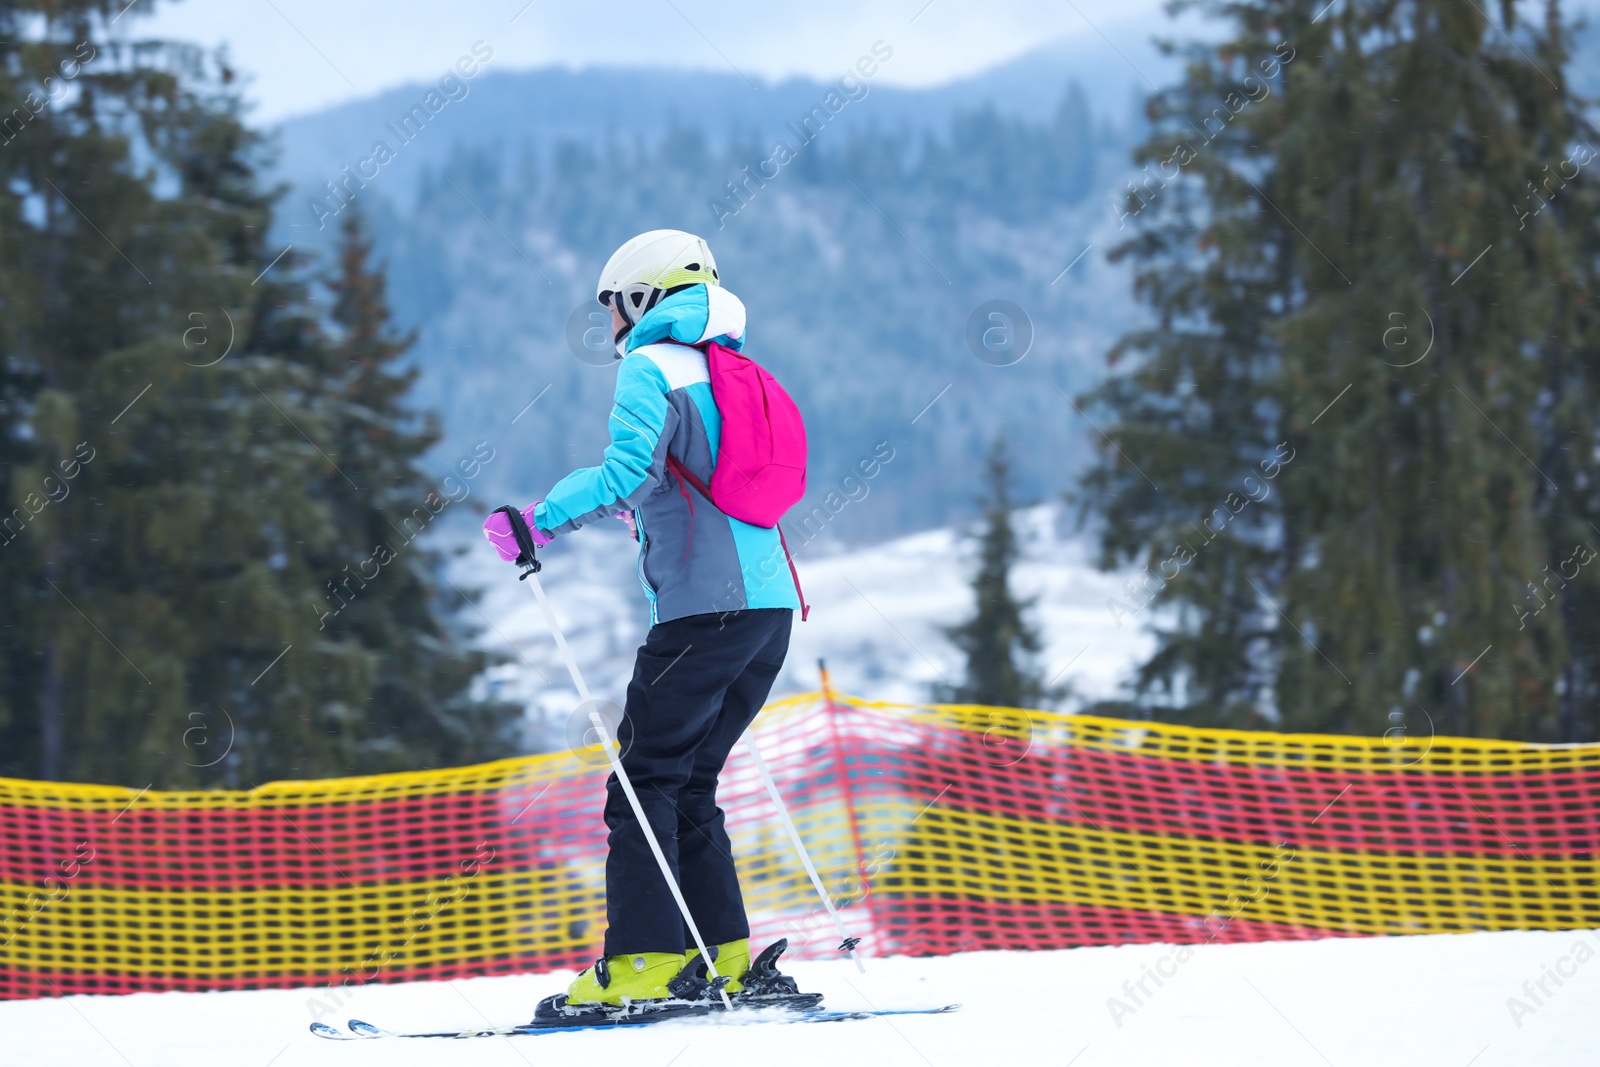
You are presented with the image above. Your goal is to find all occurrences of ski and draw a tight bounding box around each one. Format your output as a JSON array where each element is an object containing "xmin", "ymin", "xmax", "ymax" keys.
[{"xmin": 309, "ymin": 1003, "xmax": 960, "ymax": 1041}]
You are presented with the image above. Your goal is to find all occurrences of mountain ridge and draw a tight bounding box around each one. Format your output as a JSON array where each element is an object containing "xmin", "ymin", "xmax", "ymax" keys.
[{"xmin": 269, "ymin": 28, "xmax": 1179, "ymax": 211}]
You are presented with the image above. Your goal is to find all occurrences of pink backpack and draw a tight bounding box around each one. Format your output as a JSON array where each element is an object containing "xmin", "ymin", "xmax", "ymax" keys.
[
  {"xmin": 700, "ymin": 341, "xmax": 807, "ymax": 526},
  {"xmin": 665, "ymin": 340, "xmax": 811, "ymax": 617}
]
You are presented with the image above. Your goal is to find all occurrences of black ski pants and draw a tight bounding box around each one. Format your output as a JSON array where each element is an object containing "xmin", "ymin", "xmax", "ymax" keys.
[{"xmin": 602, "ymin": 607, "xmax": 792, "ymax": 955}]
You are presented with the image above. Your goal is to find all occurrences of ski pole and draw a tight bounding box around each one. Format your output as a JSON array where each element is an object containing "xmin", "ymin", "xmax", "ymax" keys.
[
  {"xmin": 742, "ymin": 735, "xmax": 865, "ymax": 972},
  {"xmin": 490, "ymin": 505, "xmax": 732, "ymax": 1010}
]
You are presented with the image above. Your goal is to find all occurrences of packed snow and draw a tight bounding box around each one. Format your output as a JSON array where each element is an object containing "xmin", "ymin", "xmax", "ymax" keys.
[
  {"xmin": 456, "ymin": 503, "xmax": 1154, "ymax": 748},
  {"xmin": 4, "ymin": 929, "xmax": 1596, "ymax": 1066}
]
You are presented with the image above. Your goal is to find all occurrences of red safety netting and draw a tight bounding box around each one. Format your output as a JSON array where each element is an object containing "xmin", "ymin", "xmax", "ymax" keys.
[{"xmin": 2, "ymin": 693, "xmax": 1597, "ymax": 999}]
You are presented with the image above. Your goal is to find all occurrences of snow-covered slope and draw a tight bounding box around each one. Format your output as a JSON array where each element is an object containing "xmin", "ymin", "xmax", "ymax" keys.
[
  {"xmin": 4, "ymin": 929, "xmax": 1594, "ymax": 1066},
  {"xmin": 455, "ymin": 503, "xmax": 1152, "ymax": 748}
]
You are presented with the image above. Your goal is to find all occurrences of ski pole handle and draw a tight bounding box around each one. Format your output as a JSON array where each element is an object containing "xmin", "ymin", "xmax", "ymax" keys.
[{"xmin": 491, "ymin": 504, "xmax": 542, "ymax": 579}]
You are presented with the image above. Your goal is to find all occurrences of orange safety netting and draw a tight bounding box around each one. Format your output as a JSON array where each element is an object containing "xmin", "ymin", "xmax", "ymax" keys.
[{"xmin": 2, "ymin": 693, "xmax": 1598, "ymax": 999}]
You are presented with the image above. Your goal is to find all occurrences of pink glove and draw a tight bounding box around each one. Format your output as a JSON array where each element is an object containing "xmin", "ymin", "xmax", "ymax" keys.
[
  {"xmin": 483, "ymin": 502, "xmax": 553, "ymax": 562},
  {"xmin": 615, "ymin": 509, "xmax": 638, "ymax": 540}
]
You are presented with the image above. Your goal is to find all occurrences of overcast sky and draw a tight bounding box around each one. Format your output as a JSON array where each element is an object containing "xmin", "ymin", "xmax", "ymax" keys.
[{"xmin": 139, "ymin": 0, "xmax": 1176, "ymax": 123}]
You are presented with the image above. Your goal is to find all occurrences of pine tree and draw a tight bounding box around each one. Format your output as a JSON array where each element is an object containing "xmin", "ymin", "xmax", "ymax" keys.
[
  {"xmin": 938, "ymin": 440, "xmax": 1059, "ymax": 709},
  {"xmin": 1079, "ymin": 0, "xmax": 1600, "ymax": 739},
  {"xmin": 0, "ymin": 2, "xmax": 515, "ymax": 784},
  {"xmin": 310, "ymin": 211, "xmax": 517, "ymax": 772}
]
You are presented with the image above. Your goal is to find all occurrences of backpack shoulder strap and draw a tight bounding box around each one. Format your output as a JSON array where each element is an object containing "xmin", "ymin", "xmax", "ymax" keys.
[
  {"xmin": 665, "ymin": 454, "xmax": 810, "ymax": 621},
  {"xmin": 777, "ymin": 527, "xmax": 811, "ymax": 622},
  {"xmin": 666, "ymin": 454, "xmax": 712, "ymax": 499}
]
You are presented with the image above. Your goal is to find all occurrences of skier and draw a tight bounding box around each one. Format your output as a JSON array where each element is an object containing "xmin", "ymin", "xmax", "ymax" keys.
[{"xmin": 484, "ymin": 229, "xmax": 810, "ymax": 1019}]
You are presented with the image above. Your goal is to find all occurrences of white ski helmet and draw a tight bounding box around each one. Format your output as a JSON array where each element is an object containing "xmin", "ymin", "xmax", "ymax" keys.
[{"xmin": 596, "ymin": 229, "xmax": 719, "ymax": 352}]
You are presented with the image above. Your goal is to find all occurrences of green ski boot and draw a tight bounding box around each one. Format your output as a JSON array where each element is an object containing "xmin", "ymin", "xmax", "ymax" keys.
[
  {"xmin": 530, "ymin": 951, "xmax": 710, "ymax": 1027},
  {"xmin": 566, "ymin": 951, "xmax": 686, "ymax": 1006},
  {"xmin": 685, "ymin": 938, "xmax": 751, "ymax": 993}
]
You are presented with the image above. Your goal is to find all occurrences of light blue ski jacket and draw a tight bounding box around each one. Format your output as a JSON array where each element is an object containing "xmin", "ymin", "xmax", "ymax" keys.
[{"xmin": 533, "ymin": 285, "xmax": 801, "ymax": 625}]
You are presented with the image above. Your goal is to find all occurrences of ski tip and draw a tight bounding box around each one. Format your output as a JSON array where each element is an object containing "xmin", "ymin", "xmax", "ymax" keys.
[
  {"xmin": 937, "ymin": 1003, "xmax": 962, "ymax": 1013},
  {"xmin": 347, "ymin": 1019, "xmax": 386, "ymax": 1037},
  {"xmin": 309, "ymin": 1022, "xmax": 353, "ymax": 1040}
]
